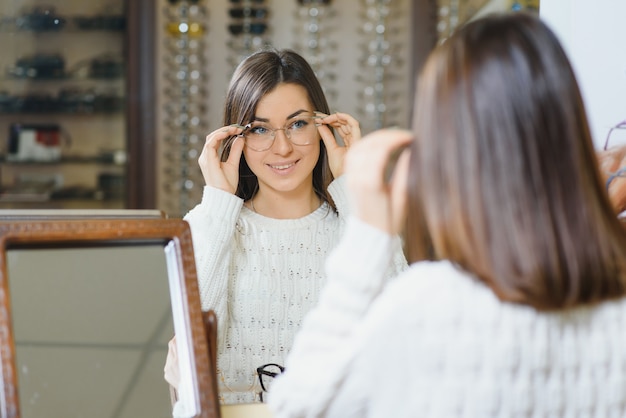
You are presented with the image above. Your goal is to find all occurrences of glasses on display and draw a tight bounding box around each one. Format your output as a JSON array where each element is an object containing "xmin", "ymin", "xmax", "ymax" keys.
[
  {"xmin": 356, "ymin": 0, "xmax": 405, "ymax": 131},
  {"xmin": 225, "ymin": 0, "xmax": 270, "ymax": 71},
  {"xmin": 161, "ymin": 0, "xmax": 208, "ymax": 217},
  {"xmin": 256, "ymin": 363, "xmax": 285, "ymax": 402},
  {"xmin": 228, "ymin": 22, "xmax": 268, "ymax": 35},
  {"xmin": 293, "ymin": 0, "xmax": 337, "ymax": 100},
  {"xmin": 228, "ymin": 7, "xmax": 268, "ymax": 19},
  {"xmin": 240, "ymin": 111, "xmax": 319, "ymax": 152}
]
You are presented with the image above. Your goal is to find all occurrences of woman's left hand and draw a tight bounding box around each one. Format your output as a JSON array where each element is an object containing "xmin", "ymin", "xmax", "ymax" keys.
[
  {"xmin": 315, "ymin": 112, "xmax": 361, "ymax": 178},
  {"xmin": 344, "ymin": 128, "xmax": 413, "ymax": 234}
]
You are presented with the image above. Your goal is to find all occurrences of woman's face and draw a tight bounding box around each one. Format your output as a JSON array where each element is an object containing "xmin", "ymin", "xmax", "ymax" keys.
[{"xmin": 242, "ymin": 83, "xmax": 321, "ymax": 197}]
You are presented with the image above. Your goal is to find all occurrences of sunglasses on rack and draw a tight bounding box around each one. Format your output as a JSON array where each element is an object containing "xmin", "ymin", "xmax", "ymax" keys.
[
  {"xmin": 229, "ymin": 8, "xmax": 268, "ymax": 19},
  {"xmin": 228, "ymin": 22, "xmax": 267, "ymax": 36}
]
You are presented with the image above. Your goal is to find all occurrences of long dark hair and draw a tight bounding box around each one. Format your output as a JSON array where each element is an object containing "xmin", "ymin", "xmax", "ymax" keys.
[
  {"xmin": 405, "ymin": 12, "xmax": 626, "ymax": 310},
  {"xmin": 219, "ymin": 49, "xmax": 335, "ymax": 211}
]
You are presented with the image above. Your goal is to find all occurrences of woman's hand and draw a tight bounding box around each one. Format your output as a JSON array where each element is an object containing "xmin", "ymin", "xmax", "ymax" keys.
[
  {"xmin": 198, "ymin": 125, "xmax": 246, "ymax": 194},
  {"xmin": 597, "ymin": 144, "xmax": 626, "ymax": 213},
  {"xmin": 315, "ymin": 112, "xmax": 361, "ymax": 178},
  {"xmin": 344, "ymin": 129, "xmax": 413, "ymax": 234},
  {"xmin": 164, "ymin": 336, "xmax": 180, "ymax": 390}
]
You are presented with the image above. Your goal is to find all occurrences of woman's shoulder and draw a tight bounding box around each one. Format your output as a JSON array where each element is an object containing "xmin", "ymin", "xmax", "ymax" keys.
[{"xmin": 379, "ymin": 260, "xmax": 626, "ymax": 329}]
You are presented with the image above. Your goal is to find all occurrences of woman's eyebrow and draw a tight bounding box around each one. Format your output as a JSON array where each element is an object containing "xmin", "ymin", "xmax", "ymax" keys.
[
  {"xmin": 252, "ymin": 109, "xmax": 309, "ymax": 123},
  {"xmin": 286, "ymin": 109, "xmax": 309, "ymax": 120}
]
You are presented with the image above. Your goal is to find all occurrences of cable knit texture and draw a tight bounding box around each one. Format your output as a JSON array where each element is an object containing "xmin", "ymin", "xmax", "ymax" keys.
[
  {"xmin": 182, "ymin": 178, "xmax": 406, "ymax": 405},
  {"xmin": 268, "ymin": 217, "xmax": 626, "ymax": 418}
]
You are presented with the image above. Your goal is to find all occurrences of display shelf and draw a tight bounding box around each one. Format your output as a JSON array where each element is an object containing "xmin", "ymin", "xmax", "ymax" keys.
[
  {"xmin": 0, "ymin": 15, "xmax": 126, "ymax": 33},
  {"xmin": 0, "ymin": 155, "xmax": 126, "ymax": 165},
  {"xmin": 0, "ymin": 198, "xmax": 124, "ymax": 209},
  {"xmin": 0, "ymin": 0, "xmax": 129, "ymax": 210}
]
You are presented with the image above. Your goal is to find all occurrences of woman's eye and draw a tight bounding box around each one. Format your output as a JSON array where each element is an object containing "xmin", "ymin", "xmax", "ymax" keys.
[
  {"xmin": 249, "ymin": 126, "xmax": 269, "ymax": 136},
  {"xmin": 290, "ymin": 119, "xmax": 308, "ymax": 130}
]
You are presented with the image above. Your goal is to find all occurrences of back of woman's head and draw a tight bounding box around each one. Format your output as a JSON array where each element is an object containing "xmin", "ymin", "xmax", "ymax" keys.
[
  {"xmin": 220, "ymin": 49, "xmax": 334, "ymax": 207},
  {"xmin": 406, "ymin": 12, "xmax": 626, "ymax": 310}
]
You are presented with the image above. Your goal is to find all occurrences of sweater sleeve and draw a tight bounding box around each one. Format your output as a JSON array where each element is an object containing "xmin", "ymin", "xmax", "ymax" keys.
[
  {"xmin": 268, "ymin": 216, "xmax": 395, "ymax": 418},
  {"xmin": 328, "ymin": 175, "xmax": 408, "ymax": 279},
  {"xmin": 183, "ymin": 185, "xmax": 243, "ymax": 337}
]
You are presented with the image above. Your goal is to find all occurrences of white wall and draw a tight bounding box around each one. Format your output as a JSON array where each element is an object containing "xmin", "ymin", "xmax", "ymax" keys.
[{"xmin": 540, "ymin": 0, "xmax": 626, "ymax": 149}]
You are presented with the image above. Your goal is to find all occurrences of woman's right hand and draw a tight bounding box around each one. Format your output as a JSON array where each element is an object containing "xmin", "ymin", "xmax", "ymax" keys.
[{"xmin": 198, "ymin": 125, "xmax": 246, "ymax": 194}]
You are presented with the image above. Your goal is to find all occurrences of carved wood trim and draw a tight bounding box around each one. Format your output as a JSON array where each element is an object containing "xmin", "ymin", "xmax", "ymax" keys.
[{"xmin": 0, "ymin": 219, "xmax": 219, "ymax": 418}]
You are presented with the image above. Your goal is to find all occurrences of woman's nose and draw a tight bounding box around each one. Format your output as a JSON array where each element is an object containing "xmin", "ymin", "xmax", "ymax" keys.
[{"xmin": 272, "ymin": 129, "xmax": 293, "ymax": 154}]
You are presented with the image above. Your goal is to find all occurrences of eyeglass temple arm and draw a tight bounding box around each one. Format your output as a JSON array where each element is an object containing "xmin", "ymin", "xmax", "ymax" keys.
[{"xmin": 604, "ymin": 120, "xmax": 626, "ymax": 150}]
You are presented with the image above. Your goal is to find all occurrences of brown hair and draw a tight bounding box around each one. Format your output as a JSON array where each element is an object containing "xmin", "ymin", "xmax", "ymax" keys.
[
  {"xmin": 219, "ymin": 49, "xmax": 335, "ymax": 210},
  {"xmin": 405, "ymin": 12, "xmax": 626, "ymax": 310}
]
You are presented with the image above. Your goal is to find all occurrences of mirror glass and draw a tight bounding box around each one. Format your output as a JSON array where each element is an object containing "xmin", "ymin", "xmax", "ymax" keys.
[{"xmin": 7, "ymin": 243, "xmax": 175, "ymax": 418}]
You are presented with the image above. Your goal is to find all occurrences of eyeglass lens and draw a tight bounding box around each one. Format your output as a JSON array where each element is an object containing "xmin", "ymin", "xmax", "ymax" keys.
[{"xmin": 242, "ymin": 112, "xmax": 317, "ymax": 151}]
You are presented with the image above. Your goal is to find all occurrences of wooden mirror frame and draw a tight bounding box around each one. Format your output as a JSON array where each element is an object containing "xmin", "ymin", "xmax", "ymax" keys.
[{"xmin": 0, "ymin": 219, "xmax": 219, "ymax": 418}]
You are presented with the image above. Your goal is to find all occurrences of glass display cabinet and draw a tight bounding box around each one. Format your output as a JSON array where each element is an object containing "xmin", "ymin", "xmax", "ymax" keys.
[{"xmin": 0, "ymin": 0, "xmax": 156, "ymax": 210}]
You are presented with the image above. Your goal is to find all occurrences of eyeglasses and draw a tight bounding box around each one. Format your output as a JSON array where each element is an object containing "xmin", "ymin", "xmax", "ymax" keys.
[
  {"xmin": 603, "ymin": 119, "xmax": 626, "ymax": 150},
  {"xmin": 240, "ymin": 111, "xmax": 319, "ymax": 151},
  {"xmin": 256, "ymin": 363, "xmax": 284, "ymax": 402}
]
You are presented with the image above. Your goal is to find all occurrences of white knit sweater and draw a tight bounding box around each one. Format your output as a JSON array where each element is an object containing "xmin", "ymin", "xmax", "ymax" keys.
[
  {"xmin": 183, "ymin": 178, "xmax": 406, "ymax": 405},
  {"xmin": 269, "ymin": 217, "xmax": 626, "ymax": 417}
]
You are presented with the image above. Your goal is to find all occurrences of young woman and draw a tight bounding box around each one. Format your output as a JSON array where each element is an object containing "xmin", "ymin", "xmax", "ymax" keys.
[
  {"xmin": 165, "ymin": 48, "xmax": 407, "ymax": 408},
  {"xmin": 269, "ymin": 13, "xmax": 626, "ymax": 417}
]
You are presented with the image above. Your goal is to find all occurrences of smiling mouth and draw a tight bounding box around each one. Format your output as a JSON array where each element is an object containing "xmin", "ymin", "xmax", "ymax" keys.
[{"xmin": 269, "ymin": 162, "xmax": 296, "ymax": 170}]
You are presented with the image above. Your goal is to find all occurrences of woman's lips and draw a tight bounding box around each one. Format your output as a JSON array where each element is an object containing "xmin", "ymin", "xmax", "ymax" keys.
[{"xmin": 267, "ymin": 160, "xmax": 298, "ymax": 174}]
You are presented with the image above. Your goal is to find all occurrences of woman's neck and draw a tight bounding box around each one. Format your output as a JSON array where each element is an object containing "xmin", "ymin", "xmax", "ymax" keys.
[{"xmin": 247, "ymin": 189, "xmax": 321, "ymax": 219}]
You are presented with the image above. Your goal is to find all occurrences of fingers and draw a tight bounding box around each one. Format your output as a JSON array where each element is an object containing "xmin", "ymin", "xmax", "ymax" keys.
[
  {"xmin": 317, "ymin": 123, "xmax": 338, "ymax": 150},
  {"xmin": 198, "ymin": 124, "xmax": 245, "ymax": 191},
  {"xmin": 344, "ymin": 129, "xmax": 413, "ymax": 234},
  {"xmin": 225, "ymin": 135, "xmax": 245, "ymax": 167},
  {"xmin": 314, "ymin": 111, "xmax": 361, "ymax": 147},
  {"xmin": 204, "ymin": 124, "xmax": 245, "ymax": 154},
  {"xmin": 348, "ymin": 129, "xmax": 413, "ymax": 185}
]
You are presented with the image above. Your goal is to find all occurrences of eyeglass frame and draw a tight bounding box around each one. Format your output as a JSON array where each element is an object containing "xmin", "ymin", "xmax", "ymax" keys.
[
  {"xmin": 256, "ymin": 363, "xmax": 285, "ymax": 402},
  {"xmin": 602, "ymin": 119, "xmax": 626, "ymax": 191},
  {"xmin": 603, "ymin": 119, "xmax": 626, "ymax": 151},
  {"xmin": 238, "ymin": 111, "xmax": 321, "ymax": 152}
]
